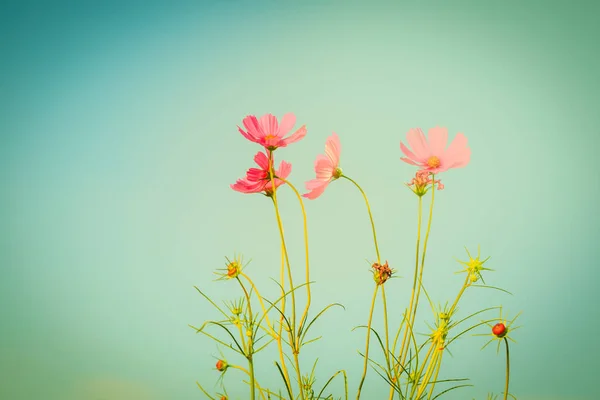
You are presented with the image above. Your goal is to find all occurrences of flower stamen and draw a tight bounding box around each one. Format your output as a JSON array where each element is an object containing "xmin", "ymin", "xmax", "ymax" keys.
[{"xmin": 427, "ymin": 156, "xmax": 441, "ymax": 168}]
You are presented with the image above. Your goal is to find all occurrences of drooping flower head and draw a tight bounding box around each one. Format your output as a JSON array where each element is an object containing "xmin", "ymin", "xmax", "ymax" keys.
[
  {"xmin": 400, "ymin": 127, "xmax": 470, "ymax": 174},
  {"xmin": 238, "ymin": 113, "xmax": 307, "ymax": 151},
  {"xmin": 231, "ymin": 151, "xmax": 291, "ymax": 196},
  {"xmin": 303, "ymin": 133, "xmax": 342, "ymax": 200}
]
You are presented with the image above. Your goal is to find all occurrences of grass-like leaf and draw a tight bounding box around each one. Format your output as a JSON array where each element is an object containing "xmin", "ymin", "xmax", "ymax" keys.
[
  {"xmin": 299, "ymin": 303, "xmax": 345, "ymax": 345},
  {"xmin": 430, "ymin": 383, "xmax": 473, "ymax": 400},
  {"xmin": 470, "ymin": 285, "xmax": 513, "ymax": 295},
  {"xmin": 194, "ymin": 286, "xmax": 230, "ymax": 320},
  {"xmin": 189, "ymin": 322, "xmax": 244, "ymax": 355},
  {"xmin": 274, "ymin": 361, "xmax": 294, "ymax": 400},
  {"xmin": 205, "ymin": 320, "xmax": 246, "ymax": 355},
  {"xmin": 196, "ymin": 381, "xmax": 216, "ymax": 400},
  {"xmin": 315, "ymin": 369, "xmax": 348, "ymax": 400}
]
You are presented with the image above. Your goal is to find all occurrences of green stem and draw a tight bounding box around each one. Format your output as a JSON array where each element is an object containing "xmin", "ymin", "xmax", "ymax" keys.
[
  {"xmin": 381, "ymin": 285, "xmax": 392, "ymax": 376},
  {"xmin": 394, "ymin": 196, "xmax": 423, "ymax": 388},
  {"xmin": 341, "ymin": 175, "xmax": 381, "ymax": 262},
  {"xmin": 280, "ymin": 178, "xmax": 312, "ymax": 344},
  {"xmin": 267, "ymin": 151, "xmax": 304, "ymax": 400},
  {"xmin": 341, "ymin": 175, "xmax": 385, "ymax": 400},
  {"xmin": 356, "ymin": 285, "xmax": 379, "ymax": 400},
  {"xmin": 411, "ymin": 176, "xmax": 435, "ymax": 327},
  {"xmin": 503, "ymin": 337, "xmax": 510, "ymax": 400},
  {"xmin": 237, "ymin": 277, "xmax": 256, "ymax": 400},
  {"xmin": 268, "ymin": 154, "xmax": 297, "ymax": 342},
  {"xmin": 249, "ymin": 358, "xmax": 256, "ymax": 400}
]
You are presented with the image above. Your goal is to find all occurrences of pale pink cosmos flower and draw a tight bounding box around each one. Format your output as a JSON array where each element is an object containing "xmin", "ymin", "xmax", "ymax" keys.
[
  {"xmin": 303, "ymin": 133, "xmax": 342, "ymax": 200},
  {"xmin": 238, "ymin": 113, "xmax": 307, "ymax": 151},
  {"xmin": 400, "ymin": 127, "xmax": 470, "ymax": 174},
  {"xmin": 231, "ymin": 151, "xmax": 291, "ymax": 196}
]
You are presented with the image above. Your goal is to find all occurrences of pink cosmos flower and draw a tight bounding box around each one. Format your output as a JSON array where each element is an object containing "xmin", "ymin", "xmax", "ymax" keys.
[
  {"xmin": 303, "ymin": 133, "xmax": 342, "ymax": 200},
  {"xmin": 400, "ymin": 127, "xmax": 470, "ymax": 174},
  {"xmin": 238, "ymin": 113, "xmax": 307, "ymax": 151},
  {"xmin": 231, "ymin": 151, "xmax": 291, "ymax": 195}
]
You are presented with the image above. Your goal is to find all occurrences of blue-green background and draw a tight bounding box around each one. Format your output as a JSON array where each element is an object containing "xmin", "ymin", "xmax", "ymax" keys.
[{"xmin": 2, "ymin": 0, "xmax": 598, "ymax": 399}]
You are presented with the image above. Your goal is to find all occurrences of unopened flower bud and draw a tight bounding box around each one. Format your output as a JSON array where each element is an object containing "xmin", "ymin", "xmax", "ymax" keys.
[
  {"xmin": 492, "ymin": 323, "xmax": 507, "ymax": 338},
  {"xmin": 215, "ymin": 359, "xmax": 228, "ymax": 372},
  {"xmin": 226, "ymin": 261, "xmax": 240, "ymax": 278}
]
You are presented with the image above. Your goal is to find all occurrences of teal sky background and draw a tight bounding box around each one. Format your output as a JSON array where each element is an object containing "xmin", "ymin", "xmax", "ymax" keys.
[{"xmin": 1, "ymin": 0, "xmax": 599, "ymax": 399}]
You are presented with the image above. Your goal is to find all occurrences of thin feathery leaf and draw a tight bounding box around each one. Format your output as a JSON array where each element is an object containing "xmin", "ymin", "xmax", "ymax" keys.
[
  {"xmin": 196, "ymin": 382, "xmax": 216, "ymax": 400},
  {"xmin": 299, "ymin": 303, "xmax": 345, "ymax": 344},
  {"xmin": 274, "ymin": 361, "xmax": 294, "ymax": 400},
  {"xmin": 470, "ymin": 285, "xmax": 513, "ymax": 295},
  {"xmin": 431, "ymin": 384, "xmax": 473, "ymax": 400},
  {"xmin": 194, "ymin": 286, "xmax": 230, "ymax": 319}
]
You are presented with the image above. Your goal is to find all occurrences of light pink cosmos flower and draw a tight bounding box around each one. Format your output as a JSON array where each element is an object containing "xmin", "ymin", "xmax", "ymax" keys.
[
  {"xmin": 231, "ymin": 151, "xmax": 291, "ymax": 195},
  {"xmin": 303, "ymin": 133, "xmax": 342, "ymax": 200},
  {"xmin": 238, "ymin": 113, "xmax": 307, "ymax": 151},
  {"xmin": 400, "ymin": 127, "xmax": 470, "ymax": 174}
]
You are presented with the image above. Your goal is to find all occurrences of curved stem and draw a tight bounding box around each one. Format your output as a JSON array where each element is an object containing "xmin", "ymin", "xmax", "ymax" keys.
[
  {"xmin": 270, "ymin": 203, "xmax": 297, "ymax": 336},
  {"xmin": 503, "ymin": 337, "xmax": 510, "ymax": 400},
  {"xmin": 341, "ymin": 175, "xmax": 381, "ymax": 263},
  {"xmin": 342, "ymin": 175, "xmax": 385, "ymax": 400},
  {"xmin": 280, "ymin": 178, "xmax": 312, "ymax": 345},
  {"xmin": 356, "ymin": 286, "xmax": 379, "ymax": 400},
  {"xmin": 267, "ymin": 152, "xmax": 304, "ymax": 400},
  {"xmin": 240, "ymin": 272, "xmax": 276, "ymax": 337}
]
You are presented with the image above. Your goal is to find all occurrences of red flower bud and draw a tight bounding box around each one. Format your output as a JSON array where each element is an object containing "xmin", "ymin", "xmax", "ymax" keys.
[
  {"xmin": 492, "ymin": 322, "xmax": 507, "ymax": 337},
  {"xmin": 215, "ymin": 359, "xmax": 228, "ymax": 372}
]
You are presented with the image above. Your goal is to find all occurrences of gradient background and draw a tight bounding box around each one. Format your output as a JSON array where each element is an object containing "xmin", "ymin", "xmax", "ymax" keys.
[{"xmin": 1, "ymin": 0, "xmax": 599, "ymax": 399}]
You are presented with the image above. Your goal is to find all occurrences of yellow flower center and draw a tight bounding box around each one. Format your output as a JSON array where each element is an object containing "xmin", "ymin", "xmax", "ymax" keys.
[
  {"xmin": 427, "ymin": 156, "xmax": 441, "ymax": 168},
  {"xmin": 264, "ymin": 134, "xmax": 276, "ymax": 141}
]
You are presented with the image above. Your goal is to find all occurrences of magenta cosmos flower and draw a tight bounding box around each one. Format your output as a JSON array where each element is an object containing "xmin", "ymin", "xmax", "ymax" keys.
[
  {"xmin": 238, "ymin": 113, "xmax": 307, "ymax": 151},
  {"xmin": 303, "ymin": 133, "xmax": 342, "ymax": 200},
  {"xmin": 231, "ymin": 151, "xmax": 291, "ymax": 195},
  {"xmin": 400, "ymin": 127, "xmax": 470, "ymax": 174}
]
